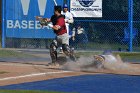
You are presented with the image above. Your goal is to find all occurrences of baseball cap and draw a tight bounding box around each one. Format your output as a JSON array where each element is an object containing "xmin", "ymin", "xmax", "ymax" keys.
[{"xmin": 63, "ymin": 4, "xmax": 68, "ymax": 8}]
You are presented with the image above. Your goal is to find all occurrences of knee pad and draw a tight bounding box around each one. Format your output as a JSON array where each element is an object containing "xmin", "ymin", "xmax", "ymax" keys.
[
  {"xmin": 50, "ymin": 40, "xmax": 58, "ymax": 51},
  {"xmin": 52, "ymin": 40, "xmax": 57, "ymax": 47}
]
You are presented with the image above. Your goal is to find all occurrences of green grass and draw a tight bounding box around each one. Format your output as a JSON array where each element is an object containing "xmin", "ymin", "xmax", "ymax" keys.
[
  {"xmin": 76, "ymin": 51, "xmax": 103, "ymax": 57},
  {"xmin": 0, "ymin": 49, "xmax": 37, "ymax": 58},
  {"xmin": 0, "ymin": 90, "xmax": 66, "ymax": 93},
  {"xmin": 0, "ymin": 71, "xmax": 8, "ymax": 74},
  {"xmin": 0, "ymin": 48, "xmax": 139, "ymax": 62},
  {"xmin": 79, "ymin": 42, "xmax": 129, "ymax": 50},
  {"xmin": 76, "ymin": 42, "xmax": 140, "ymax": 51},
  {"xmin": 113, "ymin": 52, "xmax": 140, "ymax": 62}
]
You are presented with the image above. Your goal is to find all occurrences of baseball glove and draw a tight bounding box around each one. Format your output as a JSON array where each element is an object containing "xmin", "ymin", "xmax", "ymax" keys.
[{"xmin": 36, "ymin": 16, "xmax": 49, "ymax": 26}]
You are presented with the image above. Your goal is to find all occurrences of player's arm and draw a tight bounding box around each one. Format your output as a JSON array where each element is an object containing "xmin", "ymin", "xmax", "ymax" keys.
[
  {"xmin": 48, "ymin": 18, "xmax": 64, "ymax": 30},
  {"xmin": 65, "ymin": 13, "xmax": 74, "ymax": 24},
  {"xmin": 48, "ymin": 24, "xmax": 61, "ymax": 30}
]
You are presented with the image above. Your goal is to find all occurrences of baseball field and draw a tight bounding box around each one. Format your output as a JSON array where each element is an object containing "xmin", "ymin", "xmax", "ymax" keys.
[{"xmin": 0, "ymin": 49, "xmax": 140, "ymax": 93}]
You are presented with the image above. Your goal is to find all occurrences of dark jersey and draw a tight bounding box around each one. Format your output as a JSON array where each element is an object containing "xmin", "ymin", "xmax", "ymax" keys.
[{"xmin": 51, "ymin": 15, "xmax": 67, "ymax": 35}]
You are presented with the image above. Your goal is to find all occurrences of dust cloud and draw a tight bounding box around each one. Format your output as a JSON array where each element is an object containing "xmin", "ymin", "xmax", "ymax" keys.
[{"xmin": 62, "ymin": 54, "xmax": 140, "ymax": 75}]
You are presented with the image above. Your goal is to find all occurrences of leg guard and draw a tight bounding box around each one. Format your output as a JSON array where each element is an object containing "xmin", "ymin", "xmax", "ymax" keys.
[
  {"xmin": 62, "ymin": 44, "xmax": 76, "ymax": 62},
  {"xmin": 50, "ymin": 40, "xmax": 58, "ymax": 63},
  {"xmin": 62, "ymin": 44, "xmax": 70, "ymax": 56}
]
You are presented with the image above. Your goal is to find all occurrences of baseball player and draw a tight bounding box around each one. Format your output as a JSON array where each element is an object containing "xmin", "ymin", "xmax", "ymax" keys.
[
  {"xmin": 36, "ymin": 6, "xmax": 76, "ymax": 67},
  {"xmin": 62, "ymin": 4, "xmax": 74, "ymax": 37},
  {"xmin": 93, "ymin": 50, "xmax": 118, "ymax": 68}
]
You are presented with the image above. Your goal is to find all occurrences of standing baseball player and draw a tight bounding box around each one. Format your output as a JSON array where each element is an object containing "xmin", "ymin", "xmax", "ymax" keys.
[
  {"xmin": 38, "ymin": 6, "xmax": 76, "ymax": 66},
  {"xmin": 62, "ymin": 4, "xmax": 74, "ymax": 37}
]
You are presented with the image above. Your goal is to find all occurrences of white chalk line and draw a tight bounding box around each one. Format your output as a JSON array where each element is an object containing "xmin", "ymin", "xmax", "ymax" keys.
[{"xmin": 0, "ymin": 71, "xmax": 72, "ymax": 81}]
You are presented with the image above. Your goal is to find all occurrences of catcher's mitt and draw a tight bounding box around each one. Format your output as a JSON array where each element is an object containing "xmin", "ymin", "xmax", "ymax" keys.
[{"xmin": 36, "ymin": 16, "xmax": 49, "ymax": 26}]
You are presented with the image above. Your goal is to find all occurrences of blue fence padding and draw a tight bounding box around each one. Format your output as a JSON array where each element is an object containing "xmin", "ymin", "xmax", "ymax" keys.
[{"xmin": 4, "ymin": 0, "xmax": 63, "ymax": 38}]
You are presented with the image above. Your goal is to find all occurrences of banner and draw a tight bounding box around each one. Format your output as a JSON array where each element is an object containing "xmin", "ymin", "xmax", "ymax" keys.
[
  {"xmin": 70, "ymin": 0, "xmax": 102, "ymax": 17},
  {"xmin": 4, "ymin": 0, "xmax": 63, "ymax": 38}
]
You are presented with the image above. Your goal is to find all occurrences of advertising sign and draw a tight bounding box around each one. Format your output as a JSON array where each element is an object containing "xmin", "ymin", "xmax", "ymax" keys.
[
  {"xmin": 4, "ymin": 0, "xmax": 63, "ymax": 38},
  {"xmin": 70, "ymin": 0, "xmax": 102, "ymax": 17}
]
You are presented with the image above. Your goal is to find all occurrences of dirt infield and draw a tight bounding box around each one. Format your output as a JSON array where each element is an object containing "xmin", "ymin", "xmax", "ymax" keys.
[
  {"xmin": 0, "ymin": 61, "xmax": 140, "ymax": 86},
  {"xmin": 0, "ymin": 62, "xmax": 90, "ymax": 86}
]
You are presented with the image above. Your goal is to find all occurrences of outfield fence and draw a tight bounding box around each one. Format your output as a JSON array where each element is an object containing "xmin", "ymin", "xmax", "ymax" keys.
[{"xmin": 2, "ymin": 0, "xmax": 140, "ymax": 52}]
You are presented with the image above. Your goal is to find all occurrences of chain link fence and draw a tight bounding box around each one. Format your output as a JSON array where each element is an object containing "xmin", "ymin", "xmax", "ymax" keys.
[
  {"xmin": 5, "ymin": 20, "xmax": 140, "ymax": 52},
  {"xmin": 69, "ymin": 20, "xmax": 140, "ymax": 51}
]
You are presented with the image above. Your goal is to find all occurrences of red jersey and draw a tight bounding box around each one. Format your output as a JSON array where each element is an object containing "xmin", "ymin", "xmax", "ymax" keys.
[{"xmin": 51, "ymin": 15, "xmax": 67, "ymax": 35}]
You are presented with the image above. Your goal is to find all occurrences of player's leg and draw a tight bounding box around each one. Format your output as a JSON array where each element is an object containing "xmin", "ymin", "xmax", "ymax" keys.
[
  {"xmin": 57, "ymin": 33, "xmax": 76, "ymax": 62},
  {"xmin": 49, "ymin": 40, "xmax": 58, "ymax": 65},
  {"xmin": 59, "ymin": 25, "xmax": 70, "ymax": 54},
  {"xmin": 61, "ymin": 42, "xmax": 76, "ymax": 62},
  {"xmin": 57, "ymin": 36, "xmax": 71, "ymax": 56}
]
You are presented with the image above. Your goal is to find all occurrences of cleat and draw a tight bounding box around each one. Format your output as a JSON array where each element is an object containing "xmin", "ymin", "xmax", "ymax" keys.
[
  {"xmin": 46, "ymin": 62, "xmax": 60, "ymax": 68},
  {"xmin": 46, "ymin": 62, "xmax": 54, "ymax": 66},
  {"xmin": 69, "ymin": 47, "xmax": 77, "ymax": 62},
  {"xmin": 54, "ymin": 63, "xmax": 60, "ymax": 67}
]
